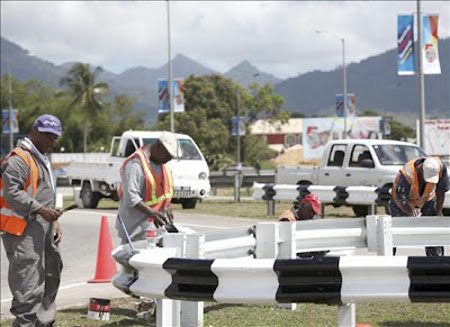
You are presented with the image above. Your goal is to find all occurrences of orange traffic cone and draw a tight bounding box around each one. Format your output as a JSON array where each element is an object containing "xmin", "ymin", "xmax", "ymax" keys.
[{"xmin": 88, "ymin": 216, "xmax": 118, "ymax": 283}]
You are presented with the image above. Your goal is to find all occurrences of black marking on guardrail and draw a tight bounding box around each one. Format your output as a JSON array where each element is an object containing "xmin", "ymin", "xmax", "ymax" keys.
[
  {"xmin": 296, "ymin": 185, "xmax": 311, "ymax": 202},
  {"xmin": 163, "ymin": 258, "xmax": 218, "ymax": 301},
  {"xmin": 407, "ymin": 256, "xmax": 450, "ymax": 303},
  {"xmin": 333, "ymin": 186, "xmax": 349, "ymax": 205},
  {"xmin": 274, "ymin": 257, "xmax": 342, "ymax": 304},
  {"xmin": 262, "ymin": 184, "xmax": 276, "ymax": 201},
  {"xmin": 375, "ymin": 186, "xmax": 392, "ymax": 205}
]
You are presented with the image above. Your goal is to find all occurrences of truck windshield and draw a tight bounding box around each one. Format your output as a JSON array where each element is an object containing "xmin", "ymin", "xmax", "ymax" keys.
[
  {"xmin": 372, "ymin": 144, "xmax": 427, "ymax": 165},
  {"xmin": 142, "ymin": 138, "xmax": 202, "ymax": 160}
]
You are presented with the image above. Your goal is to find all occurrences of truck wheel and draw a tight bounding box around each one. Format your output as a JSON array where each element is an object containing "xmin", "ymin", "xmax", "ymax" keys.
[
  {"xmin": 81, "ymin": 183, "xmax": 101, "ymax": 209},
  {"xmin": 352, "ymin": 205, "xmax": 369, "ymax": 217},
  {"xmin": 181, "ymin": 199, "xmax": 197, "ymax": 209}
]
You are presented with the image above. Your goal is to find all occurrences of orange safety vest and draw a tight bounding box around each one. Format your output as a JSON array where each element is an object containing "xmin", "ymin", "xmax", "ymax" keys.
[
  {"xmin": 118, "ymin": 147, "xmax": 174, "ymax": 211},
  {"xmin": 278, "ymin": 208, "xmax": 297, "ymax": 222},
  {"xmin": 392, "ymin": 157, "xmax": 443, "ymax": 209},
  {"xmin": 0, "ymin": 147, "xmax": 38, "ymax": 236}
]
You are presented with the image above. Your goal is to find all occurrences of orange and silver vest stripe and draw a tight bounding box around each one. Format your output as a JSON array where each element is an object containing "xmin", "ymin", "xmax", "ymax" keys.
[
  {"xmin": 0, "ymin": 147, "xmax": 38, "ymax": 236},
  {"xmin": 118, "ymin": 147, "xmax": 173, "ymax": 211},
  {"xmin": 392, "ymin": 157, "xmax": 443, "ymax": 209}
]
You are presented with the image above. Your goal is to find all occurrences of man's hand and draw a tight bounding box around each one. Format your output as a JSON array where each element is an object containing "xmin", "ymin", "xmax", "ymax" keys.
[
  {"xmin": 411, "ymin": 208, "xmax": 422, "ymax": 217},
  {"xmin": 53, "ymin": 220, "xmax": 62, "ymax": 245},
  {"xmin": 36, "ymin": 207, "xmax": 62, "ymax": 222}
]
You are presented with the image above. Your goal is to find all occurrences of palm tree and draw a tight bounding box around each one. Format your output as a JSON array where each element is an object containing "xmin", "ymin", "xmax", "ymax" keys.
[{"xmin": 60, "ymin": 63, "xmax": 109, "ymax": 152}]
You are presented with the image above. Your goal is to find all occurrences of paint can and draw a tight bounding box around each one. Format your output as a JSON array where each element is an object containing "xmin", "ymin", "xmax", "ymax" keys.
[{"xmin": 86, "ymin": 298, "xmax": 110, "ymax": 321}]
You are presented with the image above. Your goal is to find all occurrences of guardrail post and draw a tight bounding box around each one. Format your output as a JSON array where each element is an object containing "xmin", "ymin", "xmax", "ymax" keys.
[
  {"xmin": 377, "ymin": 215, "xmax": 393, "ymax": 256},
  {"xmin": 255, "ymin": 222, "xmax": 278, "ymax": 258},
  {"xmin": 234, "ymin": 171, "xmax": 241, "ymax": 203},
  {"xmin": 366, "ymin": 215, "xmax": 378, "ymax": 252},
  {"xmin": 158, "ymin": 234, "xmax": 185, "ymax": 327},
  {"xmin": 181, "ymin": 234, "xmax": 205, "ymax": 327},
  {"xmin": 262, "ymin": 184, "xmax": 276, "ymax": 216},
  {"xmin": 278, "ymin": 222, "xmax": 297, "ymax": 311},
  {"xmin": 338, "ymin": 303, "xmax": 356, "ymax": 327}
]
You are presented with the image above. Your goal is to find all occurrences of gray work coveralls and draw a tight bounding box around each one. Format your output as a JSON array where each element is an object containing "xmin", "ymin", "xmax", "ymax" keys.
[{"xmin": 1, "ymin": 142, "xmax": 63, "ymax": 327}]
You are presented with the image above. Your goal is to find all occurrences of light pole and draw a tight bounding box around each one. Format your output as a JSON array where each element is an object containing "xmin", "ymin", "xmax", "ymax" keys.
[
  {"xmin": 166, "ymin": 0, "xmax": 174, "ymax": 133},
  {"xmin": 416, "ymin": 0, "xmax": 425, "ymax": 148},
  {"xmin": 8, "ymin": 64, "xmax": 14, "ymax": 151},
  {"xmin": 316, "ymin": 29, "xmax": 347, "ymax": 139}
]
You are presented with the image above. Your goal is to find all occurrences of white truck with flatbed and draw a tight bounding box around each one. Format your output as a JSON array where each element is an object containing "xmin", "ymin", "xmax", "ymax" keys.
[
  {"xmin": 66, "ymin": 130, "xmax": 210, "ymax": 209},
  {"xmin": 276, "ymin": 139, "xmax": 436, "ymax": 216}
]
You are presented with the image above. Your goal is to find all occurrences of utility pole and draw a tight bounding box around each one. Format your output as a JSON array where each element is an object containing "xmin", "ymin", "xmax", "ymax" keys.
[{"xmin": 8, "ymin": 64, "xmax": 14, "ymax": 151}]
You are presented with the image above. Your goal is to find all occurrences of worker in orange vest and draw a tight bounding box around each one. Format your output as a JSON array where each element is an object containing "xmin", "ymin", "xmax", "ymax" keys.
[
  {"xmin": 115, "ymin": 131, "xmax": 181, "ymax": 244},
  {"xmin": 279, "ymin": 194, "xmax": 322, "ymax": 222},
  {"xmin": 390, "ymin": 157, "xmax": 449, "ymax": 256},
  {"xmin": 1, "ymin": 114, "xmax": 63, "ymax": 326}
]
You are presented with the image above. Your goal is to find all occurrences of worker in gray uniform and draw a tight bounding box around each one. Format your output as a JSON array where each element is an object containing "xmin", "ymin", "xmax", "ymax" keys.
[{"xmin": 1, "ymin": 114, "xmax": 63, "ymax": 327}]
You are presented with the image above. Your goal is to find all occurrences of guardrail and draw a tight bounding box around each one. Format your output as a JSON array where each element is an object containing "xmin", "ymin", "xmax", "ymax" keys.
[
  {"xmin": 112, "ymin": 215, "xmax": 450, "ymax": 327},
  {"xmin": 209, "ymin": 170, "xmax": 275, "ymax": 189},
  {"xmin": 253, "ymin": 182, "xmax": 450, "ymax": 216}
]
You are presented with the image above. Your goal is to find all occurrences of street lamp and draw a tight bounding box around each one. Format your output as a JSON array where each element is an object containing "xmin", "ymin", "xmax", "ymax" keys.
[
  {"xmin": 316, "ymin": 29, "xmax": 347, "ymax": 139},
  {"xmin": 8, "ymin": 64, "xmax": 14, "ymax": 151},
  {"xmin": 166, "ymin": 0, "xmax": 174, "ymax": 133}
]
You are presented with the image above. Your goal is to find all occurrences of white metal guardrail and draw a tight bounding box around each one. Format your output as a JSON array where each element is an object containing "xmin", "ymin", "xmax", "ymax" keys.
[{"xmin": 112, "ymin": 215, "xmax": 450, "ymax": 327}]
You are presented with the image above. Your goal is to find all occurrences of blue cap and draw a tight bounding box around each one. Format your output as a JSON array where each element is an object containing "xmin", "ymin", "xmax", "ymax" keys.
[{"xmin": 34, "ymin": 114, "xmax": 62, "ymax": 136}]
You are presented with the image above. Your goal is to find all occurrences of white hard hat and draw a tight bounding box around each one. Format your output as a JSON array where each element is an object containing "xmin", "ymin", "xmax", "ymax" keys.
[
  {"xmin": 159, "ymin": 131, "xmax": 181, "ymax": 158},
  {"xmin": 423, "ymin": 158, "xmax": 440, "ymax": 183}
]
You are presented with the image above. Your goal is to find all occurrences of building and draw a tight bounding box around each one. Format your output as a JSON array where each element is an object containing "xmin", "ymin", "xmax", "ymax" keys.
[{"xmin": 250, "ymin": 118, "xmax": 303, "ymax": 153}]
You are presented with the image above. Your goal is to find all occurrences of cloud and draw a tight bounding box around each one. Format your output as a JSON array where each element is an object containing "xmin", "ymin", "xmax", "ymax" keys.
[{"xmin": 1, "ymin": 1, "xmax": 449, "ymax": 79}]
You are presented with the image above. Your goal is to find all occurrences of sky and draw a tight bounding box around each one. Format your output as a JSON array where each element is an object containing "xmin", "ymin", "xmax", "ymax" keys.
[{"xmin": 1, "ymin": 1, "xmax": 449, "ymax": 79}]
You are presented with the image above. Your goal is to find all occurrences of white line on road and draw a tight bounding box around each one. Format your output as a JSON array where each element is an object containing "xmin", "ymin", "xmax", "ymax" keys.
[{"xmin": 1, "ymin": 282, "xmax": 88, "ymax": 303}]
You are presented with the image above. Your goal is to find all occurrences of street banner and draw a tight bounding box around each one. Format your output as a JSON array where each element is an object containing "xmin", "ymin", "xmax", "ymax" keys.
[
  {"xmin": 422, "ymin": 15, "xmax": 441, "ymax": 75},
  {"xmin": 303, "ymin": 117, "xmax": 381, "ymax": 159},
  {"xmin": 335, "ymin": 93, "xmax": 356, "ymax": 118},
  {"xmin": 397, "ymin": 14, "xmax": 415, "ymax": 75},
  {"xmin": 173, "ymin": 78, "xmax": 185, "ymax": 113},
  {"xmin": 231, "ymin": 116, "xmax": 246, "ymax": 136},
  {"xmin": 418, "ymin": 119, "xmax": 449, "ymax": 155},
  {"xmin": 379, "ymin": 118, "xmax": 391, "ymax": 136},
  {"xmin": 158, "ymin": 79, "xmax": 169, "ymax": 113},
  {"xmin": 158, "ymin": 78, "xmax": 185, "ymax": 113},
  {"xmin": 2, "ymin": 109, "xmax": 19, "ymax": 134}
]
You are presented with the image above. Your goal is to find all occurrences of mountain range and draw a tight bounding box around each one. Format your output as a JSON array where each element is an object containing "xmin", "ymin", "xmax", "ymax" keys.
[{"xmin": 1, "ymin": 36, "xmax": 448, "ymax": 126}]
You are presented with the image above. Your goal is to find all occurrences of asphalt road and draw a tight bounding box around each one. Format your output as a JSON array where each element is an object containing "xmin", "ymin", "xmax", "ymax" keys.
[{"xmin": 0, "ymin": 207, "xmax": 255, "ymax": 320}]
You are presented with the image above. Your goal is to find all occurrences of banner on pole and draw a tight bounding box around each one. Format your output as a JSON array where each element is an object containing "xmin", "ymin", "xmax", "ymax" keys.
[
  {"xmin": 158, "ymin": 78, "xmax": 185, "ymax": 113},
  {"xmin": 397, "ymin": 14, "xmax": 415, "ymax": 75},
  {"xmin": 2, "ymin": 109, "xmax": 19, "ymax": 134},
  {"xmin": 335, "ymin": 93, "xmax": 356, "ymax": 118},
  {"xmin": 231, "ymin": 116, "xmax": 246, "ymax": 136},
  {"xmin": 422, "ymin": 15, "xmax": 441, "ymax": 75}
]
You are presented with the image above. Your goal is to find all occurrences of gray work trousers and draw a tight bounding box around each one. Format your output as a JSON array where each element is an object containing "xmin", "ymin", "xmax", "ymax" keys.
[{"xmin": 2, "ymin": 217, "xmax": 63, "ymax": 327}]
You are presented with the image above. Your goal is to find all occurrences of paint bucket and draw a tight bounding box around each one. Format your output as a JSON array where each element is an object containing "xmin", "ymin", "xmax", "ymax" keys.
[{"xmin": 86, "ymin": 298, "xmax": 111, "ymax": 321}]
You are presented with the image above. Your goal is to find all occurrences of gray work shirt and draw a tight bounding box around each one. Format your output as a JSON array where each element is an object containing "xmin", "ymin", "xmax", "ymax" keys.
[
  {"xmin": 1, "ymin": 139, "xmax": 56, "ymax": 222},
  {"xmin": 116, "ymin": 156, "xmax": 161, "ymax": 242}
]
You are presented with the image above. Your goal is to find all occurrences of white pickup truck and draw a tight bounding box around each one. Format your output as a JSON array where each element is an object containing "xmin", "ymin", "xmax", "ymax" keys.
[
  {"xmin": 276, "ymin": 139, "xmax": 431, "ymax": 216},
  {"xmin": 66, "ymin": 130, "xmax": 210, "ymax": 209}
]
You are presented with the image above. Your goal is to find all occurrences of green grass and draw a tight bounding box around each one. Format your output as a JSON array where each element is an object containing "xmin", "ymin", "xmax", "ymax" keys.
[
  {"xmin": 3, "ymin": 298, "xmax": 449, "ymax": 326},
  {"xmin": 12, "ymin": 194, "xmax": 442, "ymax": 326}
]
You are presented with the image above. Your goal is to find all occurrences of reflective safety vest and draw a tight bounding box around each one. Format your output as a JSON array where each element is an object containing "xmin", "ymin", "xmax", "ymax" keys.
[
  {"xmin": 278, "ymin": 208, "xmax": 297, "ymax": 222},
  {"xmin": 118, "ymin": 147, "xmax": 173, "ymax": 211},
  {"xmin": 0, "ymin": 147, "xmax": 38, "ymax": 236},
  {"xmin": 392, "ymin": 157, "xmax": 443, "ymax": 209}
]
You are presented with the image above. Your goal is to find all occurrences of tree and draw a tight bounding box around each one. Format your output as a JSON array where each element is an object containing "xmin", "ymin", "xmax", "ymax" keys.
[
  {"xmin": 60, "ymin": 63, "xmax": 109, "ymax": 152},
  {"xmin": 154, "ymin": 74, "xmax": 287, "ymax": 170}
]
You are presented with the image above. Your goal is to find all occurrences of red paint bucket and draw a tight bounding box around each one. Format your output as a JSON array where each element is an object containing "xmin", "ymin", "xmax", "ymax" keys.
[{"xmin": 86, "ymin": 298, "xmax": 111, "ymax": 321}]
